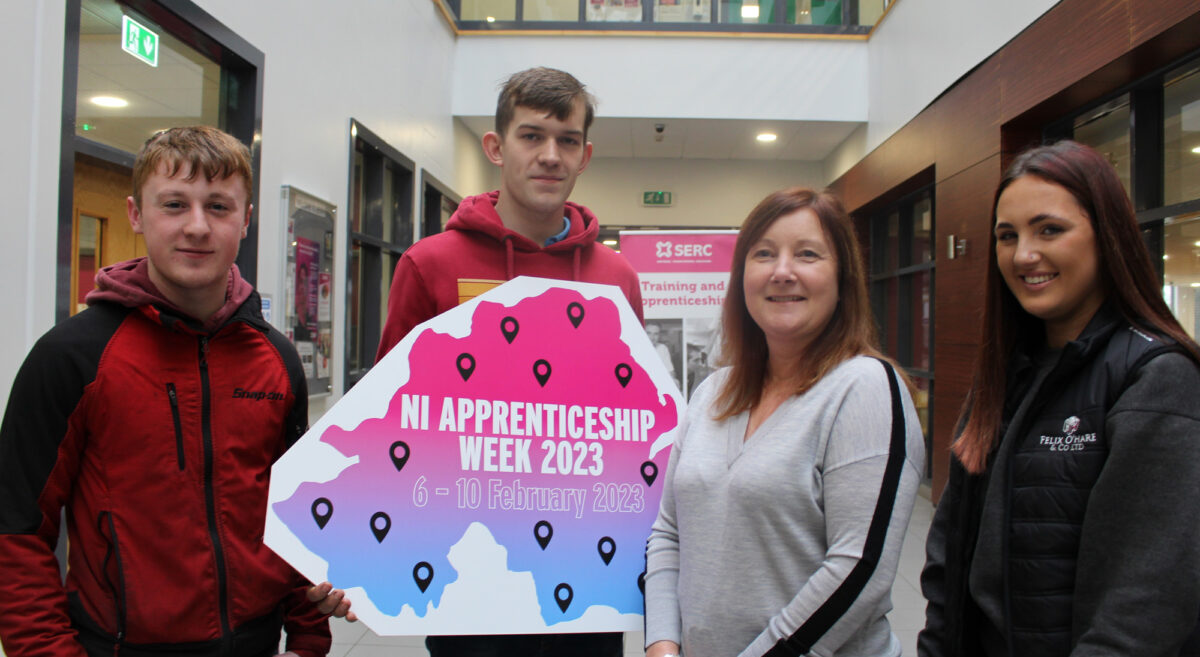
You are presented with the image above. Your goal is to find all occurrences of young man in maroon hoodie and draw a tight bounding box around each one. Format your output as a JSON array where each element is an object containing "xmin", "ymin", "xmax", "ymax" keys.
[
  {"xmin": 0, "ymin": 126, "xmax": 331, "ymax": 657},
  {"xmin": 313, "ymin": 68, "xmax": 639, "ymax": 656}
]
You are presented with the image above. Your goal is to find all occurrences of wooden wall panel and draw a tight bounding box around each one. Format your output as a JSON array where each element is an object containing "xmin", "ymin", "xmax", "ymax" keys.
[
  {"xmin": 932, "ymin": 58, "xmax": 1003, "ymax": 183},
  {"xmin": 1130, "ymin": 0, "xmax": 1200, "ymax": 49},
  {"xmin": 998, "ymin": 0, "xmax": 1130, "ymax": 121}
]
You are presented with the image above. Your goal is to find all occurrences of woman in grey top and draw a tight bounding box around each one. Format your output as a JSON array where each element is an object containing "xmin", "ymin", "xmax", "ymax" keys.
[{"xmin": 644, "ymin": 187, "xmax": 925, "ymax": 657}]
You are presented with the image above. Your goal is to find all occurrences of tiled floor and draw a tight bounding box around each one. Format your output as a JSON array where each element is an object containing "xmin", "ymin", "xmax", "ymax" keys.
[{"xmin": 326, "ymin": 487, "xmax": 935, "ymax": 657}]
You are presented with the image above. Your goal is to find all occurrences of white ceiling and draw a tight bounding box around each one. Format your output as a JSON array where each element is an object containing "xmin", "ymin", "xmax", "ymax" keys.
[{"xmin": 459, "ymin": 116, "xmax": 861, "ymax": 161}]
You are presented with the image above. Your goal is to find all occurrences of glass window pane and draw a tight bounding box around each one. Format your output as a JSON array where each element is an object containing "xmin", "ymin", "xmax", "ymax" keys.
[
  {"xmin": 911, "ymin": 192, "xmax": 933, "ymax": 265},
  {"xmin": 351, "ymin": 152, "xmax": 364, "ymax": 234},
  {"xmin": 348, "ymin": 241, "xmax": 364, "ymax": 374},
  {"xmin": 75, "ymin": 214, "xmax": 103, "ymax": 314},
  {"xmin": 1164, "ymin": 63, "xmax": 1200, "ymax": 206},
  {"xmin": 1073, "ymin": 95, "xmax": 1132, "ymax": 199},
  {"xmin": 1162, "ymin": 212, "xmax": 1200, "ymax": 339},
  {"xmin": 460, "ymin": 0, "xmax": 517, "ymax": 20},
  {"xmin": 884, "ymin": 210, "xmax": 900, "ymax": 271},
  {"xmin": 76, "ymin": 0, "xmax": 222, "ymax": 153},
  {"xmin": 910, "ymin": 270, "xmax": 932, "ymax": 371},
  {"xmin": 857, "ymin": 0, "xmax": 888, "ymax": 26},
  {"xmin": 654, "ymin": 0, "xmax": 711, "ymax": 22},
  {"xmin": 525, "ymin": 0, "xmax": 580, "ymax": 20},
  {"xmin": 586, "ymin": 0, "xmax": 643, "ymax": 22}
]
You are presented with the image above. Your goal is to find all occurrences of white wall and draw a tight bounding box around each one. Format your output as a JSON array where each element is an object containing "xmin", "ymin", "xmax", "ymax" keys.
[
  {"xmin": 452, "ymin": 36, "xmax": 869, "ymax": 123},
  {"xmin": 863, "ymin": 0, "xmax": 1060, "ymax": 153},
  {"xmin": 0, "ymin": 0, "xmax": 66, "ymax": 415},
  {"xmin": 454, "ymin": 117, "xmax": 500, "ymax": 197},
  {"xmin": 574, "ymin": 157, "xmax": 825, "ymax": 228}
]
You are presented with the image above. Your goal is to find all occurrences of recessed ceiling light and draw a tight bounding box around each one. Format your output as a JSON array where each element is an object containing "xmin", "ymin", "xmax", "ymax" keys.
[
  {"xmin": 1163, "ymin": 254, "xmax": 1170, "ymax": 260},
  {"xmin": 1192, "ymin": 146, "xmax": 1200, "ymax": 154},
  {"xmin": 756, "ymin": 132, "xmax": 777, "ymax": 143},
  {"xmin": 1191, "ymin": 283, "xmax": 1200, "ymax": 288},
  {"xmin": 602, "ymin": 239, "xmax": 618, "ymax": 246},
  {"xmin": 741, "ymin": 4, "xmax": 759, "ymax": 18},
  {"xmin": 1193, "ymin": 240, "xmax": 1200, "ymax": 247},
  {"xmin": 90, "ymin": 95, "xmax": 128, "ymax": 108},
  {"xmin": 486, "ymin": 15, "xmax": 495, "ymax": 21}
]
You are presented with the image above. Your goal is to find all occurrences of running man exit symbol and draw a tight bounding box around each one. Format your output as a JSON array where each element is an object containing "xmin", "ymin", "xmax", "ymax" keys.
[
  {"xmin": 642, "ymin": 191, "xmax": 672, "ymax": 207},
  {"xmin": 122, "ymin": 15, "xmax": 159, "ymax": 67}
]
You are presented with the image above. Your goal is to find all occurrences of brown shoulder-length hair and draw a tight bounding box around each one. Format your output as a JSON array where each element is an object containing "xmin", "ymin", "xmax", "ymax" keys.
[
  {"xmin": 953, "ymin": 140, "xmax": 1200, "ymax": 473},
  {"xmin": 714, "ymin": 186, "xmax": 891, "ymax": 419}
]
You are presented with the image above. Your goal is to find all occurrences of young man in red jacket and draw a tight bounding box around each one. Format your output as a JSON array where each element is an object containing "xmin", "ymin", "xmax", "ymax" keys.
[
  {"xmin": 0, "ymin": 126, "xmax": 331, "ymax": 657},
  {"xmin": 313, "ymin": 67, "xmax": 640, "ymax": 656}
]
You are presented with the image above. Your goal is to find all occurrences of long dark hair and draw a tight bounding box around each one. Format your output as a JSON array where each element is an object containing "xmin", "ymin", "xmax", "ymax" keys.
[
  {"xmin": 714, "ymin": 187, "xmax": 890, "ymax": 418},
  {"xmin": 953, "ymin": 140, "xmax": 1200, "ymax": 473}
]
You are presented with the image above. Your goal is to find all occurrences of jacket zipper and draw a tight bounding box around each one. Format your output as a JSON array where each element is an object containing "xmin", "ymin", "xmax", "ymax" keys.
[
  {"xmin": 199, "ymin": 337, "xmax": 234, "ymax": 653},
  {"xmin": 167, "ymin": 383, "xmax": 185, "ymax": 470},
  {"xmin": 98, "ymin": 511, "xmax": 127, "ymax": 655}
]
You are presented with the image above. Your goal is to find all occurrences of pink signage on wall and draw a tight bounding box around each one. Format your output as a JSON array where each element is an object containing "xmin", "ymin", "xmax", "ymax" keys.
[{"xmin": 620, "ymin": 230, "xmax": 737, "ymax": 399}]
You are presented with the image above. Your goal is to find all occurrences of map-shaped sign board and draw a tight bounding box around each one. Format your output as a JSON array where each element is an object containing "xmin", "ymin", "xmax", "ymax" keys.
[{"xmin": 265, "ymin": 277, "xmax": 682, "ymax": 635}]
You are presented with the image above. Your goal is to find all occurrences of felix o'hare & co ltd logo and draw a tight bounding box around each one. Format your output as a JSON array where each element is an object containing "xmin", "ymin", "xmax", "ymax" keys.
[{"xmin": 1039, "ymin": 415, "xmax": 1097, "ymax": 452}]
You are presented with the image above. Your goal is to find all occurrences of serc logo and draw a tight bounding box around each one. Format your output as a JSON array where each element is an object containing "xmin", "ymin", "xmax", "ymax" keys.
[{"xmin": 655, "ymin": 241, "xmax": 673, "ymax": 258}]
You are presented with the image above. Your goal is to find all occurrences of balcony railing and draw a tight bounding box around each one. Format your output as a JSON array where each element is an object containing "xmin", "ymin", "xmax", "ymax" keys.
[{"xmin": 438, "ymin": 0, "xmax": 892, "ymax": 34}]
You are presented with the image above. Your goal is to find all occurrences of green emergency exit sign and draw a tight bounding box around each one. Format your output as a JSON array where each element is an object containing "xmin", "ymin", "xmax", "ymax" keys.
[
  {"xmin": 122, "ymin": 15, "xmax": 159, "ymax": 67},
  {"xmin": 642, "ymin": 191, "xmax": 672, "ymax": 206}
]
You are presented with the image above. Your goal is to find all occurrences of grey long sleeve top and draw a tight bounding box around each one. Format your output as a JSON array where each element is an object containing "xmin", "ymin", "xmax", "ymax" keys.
[{"xmin": 644, "ymin": 356, "xmax": 926, "ymax": 657}]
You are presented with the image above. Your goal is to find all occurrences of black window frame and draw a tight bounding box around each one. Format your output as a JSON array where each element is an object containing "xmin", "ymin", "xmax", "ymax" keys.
[{"xmin": 344, "ymin": 119, "xmax": 416, "ymax": 390}]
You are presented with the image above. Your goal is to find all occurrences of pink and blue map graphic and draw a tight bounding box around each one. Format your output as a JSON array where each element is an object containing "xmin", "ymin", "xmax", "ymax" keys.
[{"xmin": 268, "ymin": 279, "xmax": 679, "ymax": 634}]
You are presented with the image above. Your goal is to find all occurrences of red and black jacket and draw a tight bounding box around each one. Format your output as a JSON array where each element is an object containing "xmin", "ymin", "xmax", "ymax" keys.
[{"xmin": 0, "ymin": 288, "xmax": 330, "ymax": 656}]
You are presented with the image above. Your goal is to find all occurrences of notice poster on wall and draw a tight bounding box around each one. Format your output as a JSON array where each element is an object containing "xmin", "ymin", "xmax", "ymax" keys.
[
  {"xmin": 619, "ymin": 230, "xmax": 737, "ymax": 400},
  {"xmin": 265, "ymin": 277, "xmax": 682, "ymax": 636}
]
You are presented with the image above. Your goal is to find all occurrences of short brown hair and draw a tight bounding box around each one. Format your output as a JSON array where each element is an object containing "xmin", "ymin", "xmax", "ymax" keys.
[
  {"xmin": 715, "ymin": 187, "xmax": 890, "ymax": 418},
  {"xmin": 132, "ymin": 125, "xmax": 252, "ymax": 207},
  {"xmin": 495, "ymin": 67, "xmax": 596, "ymax": 139}
]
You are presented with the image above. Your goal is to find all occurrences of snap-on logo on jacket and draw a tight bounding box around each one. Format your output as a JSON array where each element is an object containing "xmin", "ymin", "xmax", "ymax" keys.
[
  {"xmin": 1039, "ymin": 415, "xmax": 1097, "ymax": 452},
  {"xmin": 232, "ymin": 388, "xmax": 285, "ymax": 402}
]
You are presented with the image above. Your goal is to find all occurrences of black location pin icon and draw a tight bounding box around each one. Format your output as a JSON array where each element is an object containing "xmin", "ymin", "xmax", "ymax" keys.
[
  {"xmin": 390, "ymin": 441, "xmax": 409, "ymax": 472},
  {"xmin": 370, "ymin": 511, "xmax": 391, "ymax": 543},
  {"xmin": 614, "ymin": 363, "xmax": 632, "ymax": 388},
  {"xmin": 533, "ymin": 359, "xmax": 552, "ymax": 387},
  {"xmin": 567, "ymin": 302, "xmax": 585, "ymax": 328},
  {"xmin": 413, "ymin": 561, "xmax": 434, "ymax": 593},
  {"xmin": 641, "ymin": 461, "xmax": 659, "ymax": 487},
  {"xmin": 500, "ymin": 316, "xmax": 520, "ymax": 344},
  {"xmin": 456, "ymin": 353, "xmax": 476, "ymax": 382},
  {"xmin": 311, "ymin": 498, "xmax": 333, "ymax": 529},
  {"xmin": 597, "ymin": 536, "xmax": 616, "ymax": 565},
  {"xmin": 554, "ymin": 583, "xmax": 574, "ymax": 612},
  {"xmin": 534, "ymin": 520, "xmax": 553, "ymax": 550}
]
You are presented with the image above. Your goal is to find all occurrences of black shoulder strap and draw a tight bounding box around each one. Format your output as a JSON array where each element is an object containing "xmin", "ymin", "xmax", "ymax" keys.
[
  {"xmin": 765, "ymin": 358, "xmax": 909, "ymax": 656},
  {"xmin": 263, "ymin": 326, "xmax": 309, "ymax": 448}
]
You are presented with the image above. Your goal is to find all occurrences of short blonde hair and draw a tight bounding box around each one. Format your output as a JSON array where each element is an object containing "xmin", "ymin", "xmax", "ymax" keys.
[{"xmin": 132, "ymin": 125, "xmax": 252, "ymax": 207}]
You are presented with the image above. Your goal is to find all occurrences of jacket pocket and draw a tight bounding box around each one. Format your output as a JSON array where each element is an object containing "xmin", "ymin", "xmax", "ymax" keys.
[
  {"xmin": 97, "ymin": 511, "xmax": 127, "ymax": 644},
  {"xmin": 166, "ymin": 383, "xmax": 184, "ymax": 470}
]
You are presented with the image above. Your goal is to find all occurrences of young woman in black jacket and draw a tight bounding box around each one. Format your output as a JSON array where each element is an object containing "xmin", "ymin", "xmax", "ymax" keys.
[{"xmin": 919, "ymin": 140, "xmax": 1200, "ymax": 657}]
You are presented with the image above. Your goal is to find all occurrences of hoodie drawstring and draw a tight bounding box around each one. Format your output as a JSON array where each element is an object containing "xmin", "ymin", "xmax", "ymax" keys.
[{"xmin": 504, "ymin": 236, "xmax": 515, "ymax": 279}]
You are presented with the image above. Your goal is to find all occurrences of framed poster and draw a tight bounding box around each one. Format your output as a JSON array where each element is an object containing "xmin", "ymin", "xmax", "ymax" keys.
[{"xmin": 282, "ymin": 185, "xmax": 337, "ymax": 396}]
